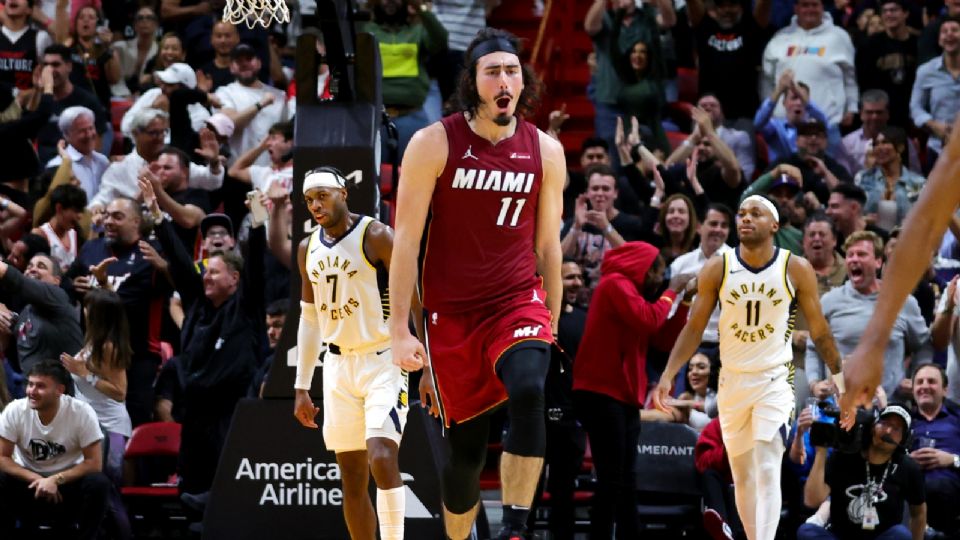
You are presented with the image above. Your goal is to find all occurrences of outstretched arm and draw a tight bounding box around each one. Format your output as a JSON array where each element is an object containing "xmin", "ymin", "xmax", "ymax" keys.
[
  {"xmin": 653, "ymin": 256, "xmax": 722, "ymax": 410},
  {"xmin": 842, "ymin": 114, "xmax": 960, "ymax": 421}
]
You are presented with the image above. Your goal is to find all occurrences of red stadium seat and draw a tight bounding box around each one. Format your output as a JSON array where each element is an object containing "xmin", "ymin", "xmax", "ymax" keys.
[
  {"xmin": 122, "ymin": 422, "xmax": 188, "ymax": 535},
  {"xmin": 666, "ymin": 130, "xmax": 690, "ymax": 151},
  {"xmin": 676, "ymin": 68, "xmax": 699, "ymax": 104}
]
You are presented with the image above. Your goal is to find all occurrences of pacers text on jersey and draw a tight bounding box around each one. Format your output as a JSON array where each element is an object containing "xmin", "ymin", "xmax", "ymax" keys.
[
  {"xmin": 724, "ymin": 281, "xmax": 787, "ymax": 343},
  {"xmin": 309, "ymin": 254, "xmax": 362, "ymax": 321}
]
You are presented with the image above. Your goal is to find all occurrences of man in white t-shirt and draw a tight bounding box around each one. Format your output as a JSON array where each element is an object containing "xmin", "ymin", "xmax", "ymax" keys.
[
  {"xmin": 227, "ymin": 120, "xmax": 293, "ymax": 193},
  {"xmin": 0, "ymin": 361, "xmax": 109, "ymax": 540},
  {"xmin": 215, "ymin": 44, "xmax": 290, "ymax": 167}
]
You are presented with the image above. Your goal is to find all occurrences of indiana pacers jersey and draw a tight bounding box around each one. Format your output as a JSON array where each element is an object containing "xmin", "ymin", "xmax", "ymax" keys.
[
  {"xmin": 305, "ymin": 215, "xmax": 390, "ymax": 352},
  {"xmin": 717, "ymin": 247, "xmax": 796, "ymax": 372}
]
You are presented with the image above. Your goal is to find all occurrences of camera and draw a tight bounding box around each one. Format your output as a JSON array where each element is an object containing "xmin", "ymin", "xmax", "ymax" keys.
[{"xmin": 808, "ymin": 402, "xmax": 875, "ymax": 453}]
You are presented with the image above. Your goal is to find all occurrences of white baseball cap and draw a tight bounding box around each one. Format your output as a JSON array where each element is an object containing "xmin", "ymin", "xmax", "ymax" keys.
[{"xmin": 155, "ymin": 63, "xmax": 197, "ymax": 89}]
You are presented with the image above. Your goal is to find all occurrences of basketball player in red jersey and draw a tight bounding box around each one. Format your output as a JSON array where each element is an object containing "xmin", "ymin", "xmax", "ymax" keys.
[
  {"xmin": 841, "ymin": 115, "xmax": 960, "ymax": 428},
  {"xmin": 388, "ymin": 29, "xmax": 566, "ymax": 540}
]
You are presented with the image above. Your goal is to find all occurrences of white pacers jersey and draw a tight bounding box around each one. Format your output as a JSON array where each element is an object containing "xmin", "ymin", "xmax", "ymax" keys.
[
  {"xmin": 717, "ymin": 247, "xmax": 796, "ymax": 372},
  {"xmin": 305, "ymin": 216, "xmax": 391, "ymax": 351}
]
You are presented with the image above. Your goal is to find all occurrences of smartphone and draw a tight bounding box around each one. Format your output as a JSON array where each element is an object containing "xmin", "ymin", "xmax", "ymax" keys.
[{"xmin": 247, "ymin": 190, "xmax": 269, "ymax": 225}]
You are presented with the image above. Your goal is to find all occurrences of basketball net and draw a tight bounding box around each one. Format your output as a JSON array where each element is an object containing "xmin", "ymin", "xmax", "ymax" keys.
[{"xmin": 223, "ymin": 0, "xmax": 290, "ymax": 29}]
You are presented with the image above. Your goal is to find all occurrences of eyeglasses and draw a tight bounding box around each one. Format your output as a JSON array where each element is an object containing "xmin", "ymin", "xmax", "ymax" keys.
[
  {"xmin": 136, "ymin": 14, "xmax": 157, "ymax": 21},
  {"xmin": 141, "ymin": 128, "xmax": 170, "ymax": 138},
  {"xmin": 42, "ymin": 61, "xmax": 64, "ymax": 67}
]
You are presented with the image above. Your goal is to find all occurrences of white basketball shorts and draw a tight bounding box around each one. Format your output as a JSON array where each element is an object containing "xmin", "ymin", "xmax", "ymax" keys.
[
  {"xmin": 321, "ymin": 348, "xmax": 409, "ymax": 452},
  {"xmin": 716, "ymin": 362, "xmax": 795, "ymax": 457}
]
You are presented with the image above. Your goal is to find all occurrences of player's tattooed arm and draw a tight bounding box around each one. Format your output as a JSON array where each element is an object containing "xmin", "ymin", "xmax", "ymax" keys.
[
  {"xmin": 790, "ymin": 255, "xmax": 842, "ymax": 376},
  {"xmin": 365, "ymin": 221, "xmax": 425, "ymax": 346}
]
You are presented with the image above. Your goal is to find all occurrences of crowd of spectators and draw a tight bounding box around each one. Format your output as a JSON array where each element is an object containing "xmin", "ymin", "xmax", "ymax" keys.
[{"xmin": 0, "ymin": 0, "xmax": 958, "ymax": 538}]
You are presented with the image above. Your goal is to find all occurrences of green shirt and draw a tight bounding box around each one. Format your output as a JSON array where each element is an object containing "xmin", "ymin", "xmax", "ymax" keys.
[
  {"xmin": 361, "ymin": 12, "xmax": 447, "ymax": 108},
  {"xmin": 591, "ymin": 7, "xmax": 659, "ymax": 105}
]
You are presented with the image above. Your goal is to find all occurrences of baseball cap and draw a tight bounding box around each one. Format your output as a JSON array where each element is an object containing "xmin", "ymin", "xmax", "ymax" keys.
[
  {"xmin": 205, "ymin": 113, "xmax": 235, "ymax": 138},
  {"xmin": 230, "ymin": 43, "xmax": 258, "ymax": 60},
  {"xmin": 769, "ymin": 174, "xmax": 801, "ymax": 196},
  {"xmin": 796, "ymin": 119, "xmax": 827, "ymax": 136},
  {"xmin": 201, "ymin": 213, "xmax": 234, "ymax": 238},
  {"xmin": 879, "ymin": 404, "xmax": 912, "ymax": 431},
  {"xmin": 155, "ymin": 63, "xmax": 197, "ymax": 89}
]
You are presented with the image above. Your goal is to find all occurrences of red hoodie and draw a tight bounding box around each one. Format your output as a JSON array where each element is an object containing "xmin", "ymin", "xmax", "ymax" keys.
[
  {"xmin": 572, "ymin": 242, "xmax": 688, "ymax": 407},
  {"xmin": 694, "ymin": 417, "xmax": 733, "ymax": 484}
]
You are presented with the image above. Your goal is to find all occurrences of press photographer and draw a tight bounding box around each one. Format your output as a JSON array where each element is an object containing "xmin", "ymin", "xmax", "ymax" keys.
[{"xmin": 800, "ymin": 405, "xmax": 926, "ymax": 540}]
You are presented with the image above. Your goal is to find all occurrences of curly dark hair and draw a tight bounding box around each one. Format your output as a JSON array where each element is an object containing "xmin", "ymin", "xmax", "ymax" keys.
[{"xmin": 455, "ymin": 28, "xmax": 542, "ymax": 120}]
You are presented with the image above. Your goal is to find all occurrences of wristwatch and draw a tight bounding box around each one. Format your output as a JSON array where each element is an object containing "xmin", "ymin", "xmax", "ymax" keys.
[
  {"xmin": 84, "ymin": 373, "xmax": 99, "ymax": 386},
  {"xmin": 953, "ymin": 454, "xmax": 959, "ymax": 469}
]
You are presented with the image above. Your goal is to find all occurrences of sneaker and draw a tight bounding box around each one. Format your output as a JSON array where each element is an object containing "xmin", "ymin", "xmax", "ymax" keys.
[{"xmin": 703, "ymin": 508, "xmax": 734, "ymax": 540}]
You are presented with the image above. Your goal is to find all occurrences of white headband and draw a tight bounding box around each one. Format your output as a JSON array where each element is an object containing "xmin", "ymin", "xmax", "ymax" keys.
[
  {"xmin": 302, "ymin": 171, "xmax": 344, "ymax": 194},
  {"xmin": 740, "ymin": 195, "xmax": 779, "ymax": 223}
]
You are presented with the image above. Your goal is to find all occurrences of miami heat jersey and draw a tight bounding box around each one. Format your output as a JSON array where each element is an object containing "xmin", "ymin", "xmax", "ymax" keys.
[
  {"xmin": 718, "ymin": 247, "xmax": 797, "ymax": 372},
  {"xmin": 421, "ymin": 112, "xmax": 543, "ymax": 313},
  {"xmin": 305, "ymin": 216, "xmax": 390, "ymax": 351}
]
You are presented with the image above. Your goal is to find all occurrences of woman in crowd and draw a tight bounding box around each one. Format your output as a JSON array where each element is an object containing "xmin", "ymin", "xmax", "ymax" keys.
[
  {"xmin": 657, "ymin": 193, "xmax": 699, "ymax": 264},
  {"xmin": 642, "ymin": 350, "xmax": 717, "ymax": 432},
  {"xmin": 61, "ymin": 288, "xmax": 133, "ymax": 539},
  {"xmin": 114, "ymin": 6, "xmax": 160, "ymax": 95},
  {"xmin": 66, "ymin": 6, "xmax": 121, "ymax": 113},
  {"xmin": 856, "ymin": 126, "xmax": 925, "ymax": 229},
  {"xmin": 141, "ymin": 32, "xmax": 186, "ymax": 91}
]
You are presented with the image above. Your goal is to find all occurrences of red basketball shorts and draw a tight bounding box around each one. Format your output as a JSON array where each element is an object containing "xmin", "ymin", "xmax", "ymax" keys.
[{"xmin": 424, "ymin": 286, "xmax": 553, "ymax": 427}]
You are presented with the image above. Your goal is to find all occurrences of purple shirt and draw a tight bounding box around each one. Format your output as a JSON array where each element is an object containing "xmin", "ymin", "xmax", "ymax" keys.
[{"xmin": 911, "ymin": 403, "xmax": 960, "ymax": 484}]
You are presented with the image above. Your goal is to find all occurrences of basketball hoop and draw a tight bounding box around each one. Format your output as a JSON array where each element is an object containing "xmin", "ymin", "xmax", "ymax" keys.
[{"xmin": 223, "ymin": 0, "xmax": 290, "ymax": 29}]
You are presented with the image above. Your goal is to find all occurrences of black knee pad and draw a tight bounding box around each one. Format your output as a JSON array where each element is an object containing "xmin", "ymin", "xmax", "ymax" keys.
[
  {"xmin": 497, "ymin": 343, "xmax": 549, "ymax": 457},
  {"xmin": 442, "ymin": 417, "xmax": 490, "ymax": 514}
]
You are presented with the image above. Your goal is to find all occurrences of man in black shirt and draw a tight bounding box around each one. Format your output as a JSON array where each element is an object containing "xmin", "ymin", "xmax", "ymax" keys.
[
  {"xmin": 800, "ymin": 405, "xmax": 926, "ymax": 540},
  {"xmin": 66, "ymin": 197, "xmax": 172, "ymax": 426},
  {"xmin": 533, "ymin": 259, "xmax": 588, "ymax": 540},
  {"xmin": 688, "ymin": 0, "xmax": 773, "ymax": 121},
  {"xmin": 36, "ymin": 45, "xmax": 108, "ymax": 166},
  {"xmin": 561, "ymin": 164, "xmax": 650, "ymax": 298},
  {"xmin": 197, "ymin": 20, "xmax": 239, "ymax": 92},
  {"xmin": 144, "ymin": 146, "xmax": 211, "ymax": 253},
  {"xmin": 855, "ymin": 0, "xmax": 918, "ymax": 128}
]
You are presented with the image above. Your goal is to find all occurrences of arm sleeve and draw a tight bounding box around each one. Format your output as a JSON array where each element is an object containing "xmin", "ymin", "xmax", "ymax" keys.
[
  {"xmin": 740, "ymin": 172, "xmax": 775, "ymax": 203},
  {"xmin": 903, "ymin": 297, "xmax": 934, "ymax": 365},
  {"xmin": 418, "ymin": 11, "xmax": 448, "ymax": 55},
  {"xmin": 76, "ymin": 402, "xmax": 105, "ymax": 449},
  {"xmin": 694, "ymin": 421, "xmax": 727, "ymax": 474},
  {"xmin": 840, "ymin": 41, "xmax": 859, "ymax": 114},
  {"xmin": 604, "ymin": 276, "xmax": 677, "ymax": 330},
  {"xmin": 187, "ymin": 162, "xmax": 225, "ymax": 191},
  {"xmin": 753, "ymin": 97, "xmax": 777, "ymax": 133},
  {"xmin": 910, "ymin": 67, "xmax": 933, "ymax": 128},
  {"xmin": 155, "ymin": 218, "xmax": 203, "ymax": 308},
  {"xmin": 295, "ymin": 302, "xmax": 322, "ymax": 390},
  {"xmin": 121, "ymin": 91, "xmax": 152, "ymax": 137},
  {"xmin": 0, "ymin": 266, "xmax": 71, "ymax": 313},
  {"xmin": 90, "ymin": 164, "xmax": 123, "ymax": 209}
]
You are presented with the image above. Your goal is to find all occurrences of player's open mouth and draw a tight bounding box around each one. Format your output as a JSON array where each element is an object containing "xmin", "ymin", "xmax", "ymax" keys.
[{"xmin": 496, "ymin": 97, "xmax": 511, "ymax": 109}]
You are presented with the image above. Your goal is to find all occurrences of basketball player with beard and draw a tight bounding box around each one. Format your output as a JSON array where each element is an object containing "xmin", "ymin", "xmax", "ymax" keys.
[
  {"xmin": 654, "ymin": 196, "xmax": 843, "ymax": 540},
  {"xmin": 389, "ymin": 28, "xmax": 566, "ymax": 540}
]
